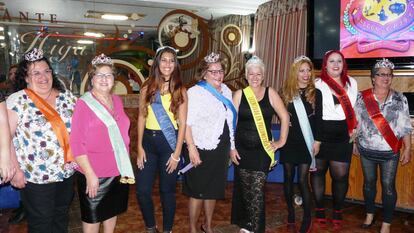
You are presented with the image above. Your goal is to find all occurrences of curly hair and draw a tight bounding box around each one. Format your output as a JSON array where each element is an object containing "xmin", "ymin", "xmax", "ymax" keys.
[
  {"xmin": 320, "ymin": 50, "xmax": 349, "ymax": 87},
  {"xmin": 14, "ymin": 57, "xmax": 64, "ymax": 92},
  {"xmin": 281, "ymin": 59, "xmax": 316, "ymax": 106}
]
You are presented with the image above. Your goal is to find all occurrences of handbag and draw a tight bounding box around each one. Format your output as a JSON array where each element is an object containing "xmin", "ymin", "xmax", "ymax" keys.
[{"xmin": 0, "ymin": 184, "xmax": 20, "ymax": 209}]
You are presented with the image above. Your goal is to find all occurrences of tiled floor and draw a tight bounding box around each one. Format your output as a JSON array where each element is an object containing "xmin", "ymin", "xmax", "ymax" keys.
[{"xmin": 1, "ymin": 182, "xmax": 413, "ymax": 233}]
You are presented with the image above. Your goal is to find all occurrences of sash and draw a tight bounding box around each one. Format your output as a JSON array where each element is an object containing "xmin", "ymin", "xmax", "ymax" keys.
[
  {"xmin": 243, "ymin": 86, "xmax": 276, "ymax": 168},
  {"xmin": 25, "ymin": 89, "xmax": 77, "ymax": 170},
  {"xmin": 321, "ymin": 76, "xmax": 357, "ymax": 135},
  {"xmin": 150, "ymin": 91, "xmax": 177, "ymax": 150},
  {"xmin": 361, "ymin": 89, "xmax": 402, "ymax": 153},
  {"xmin": 81, "ymin": 92, "xmax": 135, "ymax": 184},
  {"xmin": 293, "ymin": 95, "xmax": 316, "ymax": 171},
  {"xmin": 197, "ymin": 81, "xmax": 237, "ymax": 132}
]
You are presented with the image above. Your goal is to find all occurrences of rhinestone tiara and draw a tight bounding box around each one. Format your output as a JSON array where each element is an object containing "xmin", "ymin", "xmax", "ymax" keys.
[
  {"xmin": 91, "ymin": 53, "xmax": 113, "ymax": 66},
  {"xmin": 246, "ymin": 55, "xmax": 264, "ymax": 66},
  {"xmin": 156, "ymin": 46, "xmax": 178, "ymax": 55},
  {"xmin": 374, "ymin": 58, "xmax": 394, "ymax": 69},
  {"xmin": 204, "ymin": 52, "xmax": 220, "ymax": 63},
  {"xmin": 293, "ymin": 55, "xmax": 311, "ymax": 64},
  {"xmin": 24, "ymin": 48, "xmax": 44, "ymax": 62}
]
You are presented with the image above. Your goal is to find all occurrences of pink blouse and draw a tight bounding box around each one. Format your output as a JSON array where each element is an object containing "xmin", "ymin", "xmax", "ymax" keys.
[{"xmin": 70, "ymin": 94, "xmax": 131, "ymax": 178}]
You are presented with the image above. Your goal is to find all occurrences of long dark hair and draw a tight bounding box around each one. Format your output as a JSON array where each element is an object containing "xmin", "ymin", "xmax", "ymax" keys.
[
  {"xmin": 141, "ymin": 47, "xmax": 184, "ymax": 118},
  {"xmin": 320, "ymin": 50, "xmax": 350, "ymax": 87},
  {"xmin": 14, "ymin": 57, "xmax": 64, "ymax": 92}
]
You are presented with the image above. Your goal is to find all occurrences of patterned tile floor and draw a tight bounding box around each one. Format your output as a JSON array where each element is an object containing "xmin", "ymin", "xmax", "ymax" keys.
[{"xmin": 1, "ymin": 182, "xmax": 413, "ymax": 233}]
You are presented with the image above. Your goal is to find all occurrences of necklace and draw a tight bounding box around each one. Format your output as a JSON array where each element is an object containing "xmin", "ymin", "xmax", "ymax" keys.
[
  {"xmin": 374, "ymin": 88, "xmax": 390, "ymax": 110},
  {"xmin": 44, "ymin": 89, "xmax": 53, "ymax": 100},
  {"xmin": 92, "ymin": 91, "xmax": 113, "ymax": 111}
]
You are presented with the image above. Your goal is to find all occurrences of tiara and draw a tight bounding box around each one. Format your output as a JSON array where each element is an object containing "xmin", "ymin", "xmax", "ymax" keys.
[
  {"xmin": 24, "ymin": 48, "xmax": 44, "ymax": 62},
  {"xmin": 293, "ymin": 55, "xmax": 311, "ymax": 64},
  {"xmin": 92, "ymin": 53, "xmax": 113, "ymax": 66},
  {"xmin": 156, "ymin": 46, "xmax": 178, "ymax": 55},
  {"xmin": 246, "ymin": 55, "xmax": 264, "ymax": 66},
  {"xmin": 374, "ymin": 58, "xmax": 394, "ymax": 69},
  {"xmin": 204, "ymin": 52, "xmax": 220, "ymax": 63}
]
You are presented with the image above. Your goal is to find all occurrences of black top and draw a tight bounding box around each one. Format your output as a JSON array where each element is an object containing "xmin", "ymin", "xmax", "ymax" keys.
[
  {"xmin": 235, "ymin": 87, "xmax": 275, "ymax": 171},
  {"xmin": 280, "ymin": 90, "xmax": 315, "ymax": 164}
]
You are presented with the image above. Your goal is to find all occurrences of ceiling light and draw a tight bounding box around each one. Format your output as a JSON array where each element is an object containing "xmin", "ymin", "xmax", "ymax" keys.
[
  {"xmin": 0, "ymin": 36, "xmax": 4, "ymax": 40},
  {"xmin": 101, "ymin": 14, "xmax": 128, "ymax": 21},
  {"xmin": 84, "ymin": 32, "xmax": 104, "ymax": 38},
  {"xmin": 0, "ymin": 27, "xmax": 4, "ymax": 31},
  {"xmin": 77, "ymin": 40, "xmax": 94, "ymax": 44}
]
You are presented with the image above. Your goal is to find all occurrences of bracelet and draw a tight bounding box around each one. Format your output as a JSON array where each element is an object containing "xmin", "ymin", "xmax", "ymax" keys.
[
  {"xmin": 170, "ymin": 153, "xmax": 180, "ymax": 162},
  {"xmin": 187, "ymin": 143, "xmax": 196, "ymax": 149}
]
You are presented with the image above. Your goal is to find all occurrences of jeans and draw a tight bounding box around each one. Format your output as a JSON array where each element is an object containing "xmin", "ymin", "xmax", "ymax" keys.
[
  {"xmin": 359, "ymin": 146, "xmax": 399, "ymax": 223},
  {"xmin": 21, "ymin": 175, "xmax": 74, "ymax": 233},
  {"xmin": 135, "ymin": 129, "xmax": 179, "ymax": 231}
]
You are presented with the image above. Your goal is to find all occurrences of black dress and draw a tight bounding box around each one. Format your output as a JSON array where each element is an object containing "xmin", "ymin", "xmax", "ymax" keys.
[
  {"xmin": 280, "ymin": 90, "xmax": 314, "ymax": 164},
  {"xmin": 231, "ymin": 88, "xmax": 275, "ymax": 233}
]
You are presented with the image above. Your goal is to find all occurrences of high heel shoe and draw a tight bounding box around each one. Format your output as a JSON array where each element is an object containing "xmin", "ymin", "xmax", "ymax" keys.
[
  {"xmin": 361, "ymin": 216, "xmax": 376, "ymax": 228},
  {"xmin": 314, "ymin": 208, "xmax": 327, "ymax": 228},
  {"xmin": 298, "ymin": 218, "xmax": 312, "ymax": 233},
  {"xmin": 200, "ymin": 224, "xmax": 207, "ymax": 233},
  {"xmin": 332, "ymin": 210, "xmax": 343, "ymax": 231}
]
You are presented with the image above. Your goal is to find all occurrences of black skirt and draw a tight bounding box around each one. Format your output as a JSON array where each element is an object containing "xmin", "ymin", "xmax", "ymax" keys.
[
  {"xmin": 77, "ymin": 172, "xmax": 129, "ymax": 223},
  {"xmin": 183, "ymin": 124, "xmax": 230, "ymax": 199}
]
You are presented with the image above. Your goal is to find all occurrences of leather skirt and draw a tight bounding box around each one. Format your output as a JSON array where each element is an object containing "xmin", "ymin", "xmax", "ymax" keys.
[{"xmin": 77, "ymin": 172, "xmax": 129, "ymax": 223}]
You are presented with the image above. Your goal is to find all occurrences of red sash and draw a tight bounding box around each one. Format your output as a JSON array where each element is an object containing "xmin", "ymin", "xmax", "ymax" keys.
[
  {"xmin": 25, "ymin": 89, "xmax": 76, "ymax": 167},
  {"xmin": 361, "ymin": 89, "xmax": 402, "ymax": 153},
  {"xmin": 321, "ymin": 76, "xmax": 357, "ymax": 135}
]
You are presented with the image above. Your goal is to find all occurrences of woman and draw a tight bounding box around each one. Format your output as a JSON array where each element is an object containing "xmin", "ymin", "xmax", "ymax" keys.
[
  {"xmin": 355, "ymin": 59, "xmax": 411, "ymax": 233},
  {"xmin": 230, "ymin": 56, "xmax": 289, "ymax": 233},
  {"xmin": 136, "ymin": 46, "xmax": 187, "ymax": 233},
  {"xmin": 0, "ymin": 93, "xmax": 15, "ymax": 183},
  {"xmin": 183, "ymin": 52, "xmax": 236, "ymax": 233},
  {"xmin": 311, "ymin": 50, "xmax": 358, "ymax": 230},
  {"xmin": 279, "ymin": 55, "xmax": 317, "ymax": 233},
  {"xmin": 70, "ymin": 54, "xmax": 134, "ymax": 233},
  {"xmin": 7, "ymin": 48, "xmax": 77, "ymax": 233}
]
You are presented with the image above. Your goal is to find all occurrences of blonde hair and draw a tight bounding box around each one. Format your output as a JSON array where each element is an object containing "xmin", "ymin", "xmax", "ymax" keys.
[{"xmin": 281, "ymin": 59, "xmax": 316, "ymax": 106}]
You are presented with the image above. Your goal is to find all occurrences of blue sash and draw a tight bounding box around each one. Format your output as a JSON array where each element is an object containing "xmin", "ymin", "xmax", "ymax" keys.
[
  {"xmin": 293, "ymin": 95, "xmax": 316, "ymax": 171},
  {"xmin": 150, "ymin": 91, "xmax": 177, "ymax": 150},
  {"xmin": 197, "ymin": 81, "xmax": 237, "ymax": 132}
]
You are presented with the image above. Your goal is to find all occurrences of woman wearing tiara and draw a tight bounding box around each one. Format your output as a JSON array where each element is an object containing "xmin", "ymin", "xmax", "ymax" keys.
[
  {"xmin": 279, "ymin": 56, "xmax": 317, "ymax": 233},
  {"xmin": 354, "ymin": 59, "xmax": 411, "ymax": 233},
  {"xmin": 136, "ymin": 46, "xmax": 187, "ymax": 233},
  {"xmin": 7, "ymin": 48, "xmax": 77, "ymax": 233},
  {"xmin": 183, "ymin": 52, "xmax": 237, "ymax": 233},
  {"xmin": 230, "ymin": 56, "xmax": 289, "ymax": 233},
  {"xmin": 311, "ymin": 50, "xmax": 358, "ymax": 231},
  {"xmin": 69, "ymin": 53, "xmax": 134, "ymax": 233}
]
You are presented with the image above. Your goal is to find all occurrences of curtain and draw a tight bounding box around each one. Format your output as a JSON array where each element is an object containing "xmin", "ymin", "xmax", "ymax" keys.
[{"xmin": 253, "ymin": 0, "xmax": 307, "ymax": 91}]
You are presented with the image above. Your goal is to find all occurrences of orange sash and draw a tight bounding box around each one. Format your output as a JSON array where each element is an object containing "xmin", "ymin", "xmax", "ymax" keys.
[
  {"xmin": 361, "ymin": 88, "xmax": 402, "ymax": 153},
  {"xmin": 321, "ymin": 76, "xmax": 357, "ymax": 135},
  {"xmin": 25, "ymin": 89, "xmax": 76, "ymax": 168}
]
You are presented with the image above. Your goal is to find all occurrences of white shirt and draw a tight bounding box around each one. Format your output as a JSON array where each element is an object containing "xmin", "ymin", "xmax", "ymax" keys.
[
  {"xmin": 315, "ymin": 77, "xmax": 358, "ymax": 121},
  {"xmin": 187, "ymin": 83, "xmax": 235, "ymax": 150}
]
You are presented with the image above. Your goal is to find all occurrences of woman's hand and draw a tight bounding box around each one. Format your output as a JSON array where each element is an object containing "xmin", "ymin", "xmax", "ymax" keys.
[
  {"xmin": 270, "ymin": 140, "xmax": 284, "ymax": 152},
  {"xmin": 313, "ymin": 141, "xmax": 321, "ymax": 156},
  {"xmin": 0, "ymin": 157, "xmax": 15, "ymax": 184},
  {"xmin": 230, "ymin": 149, "xmax": 240, "ymax": 165},
  {"xmin": 400, "ymin": 148, "xmax": 411, "ymax": 165},
  {"xmin": 188, "ymin": 146, "xmax": 202, "ymax": 167},
  {"xmin": 166, "ymin": 152, "xmax": 180, "ymax": 174},
  {"xmin": 85, "ymin": 172, "xmax": 99, "ymax": 198},
  {"xmin": 10, "ymin": 168, "xmax": 26, "ymax": 188},
  {"xmin": 136, "ymin": 146, "xmax": 147, "ymax": 170}
]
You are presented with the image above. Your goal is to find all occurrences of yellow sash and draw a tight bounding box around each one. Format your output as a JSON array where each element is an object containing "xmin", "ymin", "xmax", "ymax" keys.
[{"xmin": 243, "ymin": 86, "xmax": 275, "ymax": 168}]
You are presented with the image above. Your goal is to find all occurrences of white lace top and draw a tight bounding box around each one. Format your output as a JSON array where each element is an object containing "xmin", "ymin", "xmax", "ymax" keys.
[{"xmin": 187, "ymin": 84, "xmax": 235, "ymax": 150}]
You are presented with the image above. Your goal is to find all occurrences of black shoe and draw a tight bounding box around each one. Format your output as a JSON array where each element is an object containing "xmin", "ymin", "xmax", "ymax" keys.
[
  {"xmin": 8, "ymin": 207, "xmax": 26, "ymax": 224},
  {"xmin": 360, "ymin": 217, "xmax": 376, "ymax": 229}
]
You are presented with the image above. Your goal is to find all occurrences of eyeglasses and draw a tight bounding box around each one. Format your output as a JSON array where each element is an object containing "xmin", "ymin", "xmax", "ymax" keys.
[
  {"xmin": 207, "ymin": 70, "xmax": 224, "ymax": 75},
  {"xmin": 95, "ymin": 73, "xmax": 114, "ymax": 79},
  {"xmin": 375, "ymin": 73, "xmax": 393, "ymax": 78}
]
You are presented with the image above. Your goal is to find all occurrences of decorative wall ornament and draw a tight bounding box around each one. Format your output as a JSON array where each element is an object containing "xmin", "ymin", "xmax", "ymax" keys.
[{"xmin": 220, "ymin": 24, "xmax": 243, "ymax": 79}]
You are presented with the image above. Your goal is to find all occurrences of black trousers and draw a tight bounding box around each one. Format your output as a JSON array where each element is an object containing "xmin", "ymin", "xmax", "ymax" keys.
[{"xmin": 21, "ymin": 175, "xmax": 74, "ymax": 233}]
